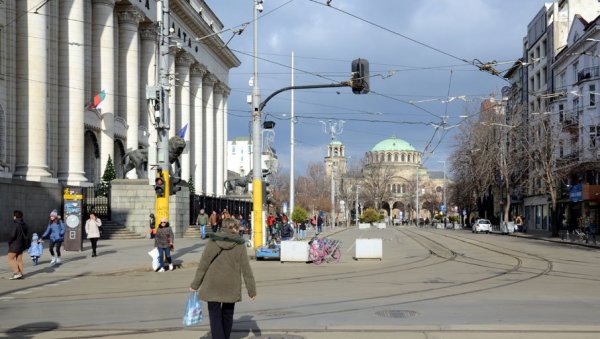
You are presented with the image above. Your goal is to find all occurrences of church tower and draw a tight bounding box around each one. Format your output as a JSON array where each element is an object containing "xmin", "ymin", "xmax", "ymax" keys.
[{"xmin": 325, "ymin": 139, "xmax": 347, "ymax": 177}]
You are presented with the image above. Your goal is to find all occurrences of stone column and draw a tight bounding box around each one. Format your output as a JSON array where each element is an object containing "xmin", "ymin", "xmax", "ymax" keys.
[
  {"xmin": 92, "ymin": 0, "xmax": 116, "ymax": 172},
  {"xmin": 202, "ymin": 74, "xmax": 217, "ymax": 195},
  {"xmin": 175, "ymin": 52, "xmax": 194, "ymax": 181},
  {"xmin": 15, "ymin": 0, "xmax": 51, "ymax": 180},
  {"xmin": 140, "ymin": 23, "xmax": 157, "ymax": 184},
  {"xmin": 190, "ymin": 63, "xmax": 207, "ymax": 194},
  {"xmin": 222, "ymin": 86, "xmax": 230, "ymax": 194},
  {"xmin": 117, "ymin": 6, "xmax": 144, "ymax": 179},
  {"xmin": 56, "ymin": 0, "xmax": 87, "ymax": 184},
  {"xmin": 213, "ymin": 83, "xmax": 224, "ymax": 196}
]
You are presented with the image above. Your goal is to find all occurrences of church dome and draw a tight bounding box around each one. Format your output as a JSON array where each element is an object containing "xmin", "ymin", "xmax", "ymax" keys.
[{"xmin": 371, "ymin": 137, "xmax": 415, "ymax": 152}]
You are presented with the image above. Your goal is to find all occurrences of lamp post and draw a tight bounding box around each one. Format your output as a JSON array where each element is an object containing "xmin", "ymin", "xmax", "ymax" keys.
[
  {"xmin": 438, "ymin": 160, "xmax": 446, "ymax": 225},
  {"xmin": 251, "ymin": 0, "xmax": 264, "ymax": 249}
]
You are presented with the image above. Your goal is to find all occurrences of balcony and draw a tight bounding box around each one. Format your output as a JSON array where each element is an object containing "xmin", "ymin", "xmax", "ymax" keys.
[
  {"xmin": 557, "ymin": 150, "xmax": 579, "ymax": 166},
  {"xmin": 577, "ymin": 66, "xmax": 600, "ymax": 82},
  {"xmin": 561, "ymin": 112, "xmax": 579, "ymax": 133}
]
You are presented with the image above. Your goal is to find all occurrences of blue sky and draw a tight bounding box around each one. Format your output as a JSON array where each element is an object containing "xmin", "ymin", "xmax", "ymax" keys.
[{"xmin": 205, "ymin": 0, "xmax": 551, "ymax": 174}]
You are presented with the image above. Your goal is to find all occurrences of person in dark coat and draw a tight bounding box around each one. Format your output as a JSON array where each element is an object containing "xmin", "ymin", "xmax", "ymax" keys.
[
  {"xmin": 7, "ymin": 210, "xmax": 28, "ymax": 280},
  {"xmin": 154, "ymin": 217, "xmax": 174, "ymax": 272},
  {"xmin": 190, "ymin": 218, "xmax": 256, "ymax": 339}
]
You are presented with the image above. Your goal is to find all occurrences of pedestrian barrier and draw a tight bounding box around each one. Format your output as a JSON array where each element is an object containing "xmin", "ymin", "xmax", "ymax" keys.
[
  {"xmin": 280, "ymin": 240, "xmax": 310, "ymax": 262},
  {"xmin": 355, "ymin": 238, "xmax": 382, "ymax": 260},
  {"xmin": 376, "ymin": 222, "xmax": 386, "ymax": 229},
  {"xmin": 358, "ymin": 223, "xmax": 371, "ymax": 229}
]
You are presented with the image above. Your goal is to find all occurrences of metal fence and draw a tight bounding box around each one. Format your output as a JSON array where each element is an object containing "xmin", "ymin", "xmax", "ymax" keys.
[
  {"xmin": 81, "ymin": 185, "xmax": 111, "ymax": 220},
  {"xmin": 190, "ymin": 194, "xmax": 252, "ymax": 221}
]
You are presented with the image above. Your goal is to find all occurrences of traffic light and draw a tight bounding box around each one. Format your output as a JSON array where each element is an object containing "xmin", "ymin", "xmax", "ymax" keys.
[
  {"xmin": 170, "ymin": 174, "xmax": 181, "ymax": 195},
  {"xmin": 262, "ymin": 181, "xmax": 273, "ymax": 205},
  {"xmin": 351, "ymin": 58, "xmax": 370, "ymax": 94},
  {"xmin": 155, "ymin": 170, "xmax": 165, "ymax": 197}
]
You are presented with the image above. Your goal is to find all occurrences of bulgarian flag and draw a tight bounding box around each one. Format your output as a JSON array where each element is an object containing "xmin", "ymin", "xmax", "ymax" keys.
[{"xmin": 86, "ymin": 90, "xmax": 106, "ymax": 109}]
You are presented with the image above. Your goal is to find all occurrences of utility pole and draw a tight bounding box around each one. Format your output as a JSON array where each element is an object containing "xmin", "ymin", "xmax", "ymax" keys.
[
  {"xmin": 355, "ymin": 185, "xmax": 359, "ymax": 225},
  {"xmin": 251, "ymin": 0, "xmax": 263, "ymax": 249},
  {"xmin": 289, "ymin": 51, "xmax": 295, "ymax": 217},
  {"xmin": 154, "ymin": 0, "xmax": 171, "ymax": 224},
  {"xmin": 416, "ymin": 165, "xmax": 420, "ymax": 227},
  {"xmin": 439, "ymin": 160, "xmax": 446, "ymax": 223}
]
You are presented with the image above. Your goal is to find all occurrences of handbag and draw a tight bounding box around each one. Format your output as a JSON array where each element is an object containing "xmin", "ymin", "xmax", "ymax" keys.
[{"xmin": 182, "ymin": 291, "xmax": 203, "ymax": 327}]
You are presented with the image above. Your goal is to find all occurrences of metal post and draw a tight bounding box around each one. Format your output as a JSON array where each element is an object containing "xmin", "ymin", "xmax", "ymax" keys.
[
  {"xmin": 331, "ymin": 162, "xmax": 335, "ymax": 228},
  {"xmin": 289, "ymin": 51, "xmax": 295, "ymax": 217},
  {"xmin": 251, "ymin": 0, "xmax": 263, "ymax": 249},
  {"xmin": 155, "ymin": 0, "xmax": 171, "ymax": 223},
  {"xmin": 416, "ymin": 165, "xmax": 420, "ymax": 227},
  {"xmin": 355, "ymin": 185, "xmax": 359, "ymax": 225}
]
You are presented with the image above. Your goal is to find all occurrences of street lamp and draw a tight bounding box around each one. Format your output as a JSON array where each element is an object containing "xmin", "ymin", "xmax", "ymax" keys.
[{"xmin": 438, "ymin": 160, "xmax": 447, "ymax": 226}]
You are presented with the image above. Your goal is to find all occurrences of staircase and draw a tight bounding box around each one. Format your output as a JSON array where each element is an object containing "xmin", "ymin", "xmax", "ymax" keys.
[
  {"xmin": 100, "ymin": 220, "xmax": 145, "ymax": 240},
  {"xmin": 183, "ymin": 225, "xmax": 217, "ymax": 239}
]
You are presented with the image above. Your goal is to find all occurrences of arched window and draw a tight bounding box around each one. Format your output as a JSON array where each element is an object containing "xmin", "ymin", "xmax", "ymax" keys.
[
  {"xmin": 394, "ymin": 153, "xmax": 399, "ymax": 162},
  {"xmin": 387, "ymin": 153, "xmax": 391, "ymax": 162},
  {"xmin": 408, "ymin": 154, "xmax": 412, "ymax": 162},
  {"xmin": 401, "ymin": 154, "xmax": 405, "ymax": 162}
]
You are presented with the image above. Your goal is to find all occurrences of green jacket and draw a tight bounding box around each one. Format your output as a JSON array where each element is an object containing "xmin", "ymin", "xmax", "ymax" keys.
[
  {"xmin": 196, "ymin": 213, "xmax": 209, "ymax": 225},
  {"xmin": 190, "ymin": 230, "xmax": 256, "ymax": 303}
]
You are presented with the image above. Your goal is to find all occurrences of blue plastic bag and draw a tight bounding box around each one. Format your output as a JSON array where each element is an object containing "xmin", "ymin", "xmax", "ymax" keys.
[{"xmin": 182, "ymin": 291, "xmax": 203, "ymax": 327}]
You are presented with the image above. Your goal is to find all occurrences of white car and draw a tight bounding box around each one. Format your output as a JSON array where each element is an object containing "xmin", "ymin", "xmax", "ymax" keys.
[{"xmin": 472, "ymin": 219, "xmax": 491, "ymax": 233}]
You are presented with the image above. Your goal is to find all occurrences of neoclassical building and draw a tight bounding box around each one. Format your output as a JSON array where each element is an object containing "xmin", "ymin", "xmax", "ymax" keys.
[
  {"xmin": 363, "ymin": 137, "xmax": 445, "ymax": 221},
  {"xmin": 0, "ymin": 0, "xmax": 236, "ymax": 196}
]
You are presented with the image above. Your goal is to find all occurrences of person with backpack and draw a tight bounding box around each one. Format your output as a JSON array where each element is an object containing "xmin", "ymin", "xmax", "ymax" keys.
[
  {"xmin": 7, "ymin": 210, "xmax": 28, "ymax": 280},
  {"xmin": 281, "ymin": 222, "xmax": 294, "ymax": 241}
]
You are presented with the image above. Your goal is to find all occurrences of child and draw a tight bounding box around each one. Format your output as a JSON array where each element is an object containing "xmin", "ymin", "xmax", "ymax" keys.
[{"xmin": 27, "ymin": 233, "xmax": 43, "ymax": 265}]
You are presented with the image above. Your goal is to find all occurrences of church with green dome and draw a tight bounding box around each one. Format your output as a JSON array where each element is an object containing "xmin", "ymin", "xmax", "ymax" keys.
[{"xmin": 327, "ymin": 136, "xmax": 445, "ymax": 224}]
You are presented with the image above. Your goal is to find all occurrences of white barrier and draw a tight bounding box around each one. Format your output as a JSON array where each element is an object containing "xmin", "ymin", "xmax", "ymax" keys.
[
  {"xmin": 280, "ymin": 241, "xmax": 309, "ymax": 262},
  {"xmin": 376, "ymin": 222, "xmax": 386, "ymax": 229},
  {"xmin": 355, "ymin": 238, "xmax": 383, "ymax": 260},
  {"xmin": 358, "ymin": 223, "xmax": 371, "ymax": 229}
]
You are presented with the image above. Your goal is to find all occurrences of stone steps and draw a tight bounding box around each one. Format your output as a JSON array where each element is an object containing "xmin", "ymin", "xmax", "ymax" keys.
[{"xmin": 100, "ymin": 221, "xmax": 145, "ymax": 240}]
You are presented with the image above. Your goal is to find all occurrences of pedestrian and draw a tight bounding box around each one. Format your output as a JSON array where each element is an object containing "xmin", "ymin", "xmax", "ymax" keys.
[
  {"xmin": 210, "ymin": 210, "xmax": 219, "ymax": 234},
  {"xmin": 85, "ymin": 212, "xmax": 102, "ymax": 257},
  {"xmin": 154, "ymin": 217, "xmax": 174, "ymax": 272},
  {"xmin": 317, "ymin": 213, "xmax": 324, "ymax": 234},
  {"xmin": 149, "ymin": 213, "xmax": 156, "ymax": 239},
  {"xmin": 280, "ymin": 221, "xmax": 294, "ymax": 241},
  {"xmin": 196, "ymin": 209, "xmax": 209, "ymax": 239},
  {"xmin": 7, "ymin": 210, "xmax": 28, "ymax": 280},
  {"xmin": 189, "ymin": 217, "xmax": 256, "ymax": 339},
  {"xmin": 27, "ymin": 233, "xmax": 43, "ymax": 265},
  {"xmin": 299, "ymin": 220, "xmax": 307, "ymax": 240},
  {"xmin": 41, "ymin": 209, "xmax": 65, "ymax": 266}
]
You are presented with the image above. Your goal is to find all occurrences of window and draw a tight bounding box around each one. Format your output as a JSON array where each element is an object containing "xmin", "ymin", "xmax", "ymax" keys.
[
  {"xmin": 559, "ymin": 103, "xmax": 564, "ymax": 121},
  {"xmin": 590, "ymin": 125, "xmax": 599, "ymax": 148},
  {"xmin": 573, "ymin": 62, "xmax": 579, "ymax": 82},
  {"xmin": 231, "ymin": 146, "xmax": 236, "ymax": 155},
  {"xmin": 542, "ymin": 66, "xmax": 547, "ymax": 86},
  {"xmin": 590, "ymin": 85, "xmax": 596, "ymax": 107}
]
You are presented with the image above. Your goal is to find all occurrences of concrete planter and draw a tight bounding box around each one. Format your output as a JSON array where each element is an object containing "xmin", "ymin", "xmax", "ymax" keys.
[
  {"xmin": 376, "ymin": 222, "xmax": 386, "ymax": 229},
  {"xmin": 280, "ymin": 240, "xmax": 309, "ymax": 262},
  {"xmin": 358, "ymin": 223, "xmax": 371, "ymax": 229},
  {"xmin": 355, "ymin": 238, "xmax": 383, "ymax": 260}
]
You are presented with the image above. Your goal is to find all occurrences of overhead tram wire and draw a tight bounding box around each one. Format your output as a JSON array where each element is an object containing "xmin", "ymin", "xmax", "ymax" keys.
[{"xmin": 308, "ymin": 0, "xmax": 506, "ymax": 79}]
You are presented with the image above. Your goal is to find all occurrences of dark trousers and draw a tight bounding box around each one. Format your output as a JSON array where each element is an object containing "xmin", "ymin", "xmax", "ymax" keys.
[
  {"xmin": 208, "ymin": 301, "xmax": 235, "ymax": 339},
  {"xmin": 49, "ymin": 240, "xmax": 62, "ymax": 257},
  {"xmin": 90, "ymin": 238, "xmax": 99, "ymax": 254},
  {"xmin": 211, "ymin": 224, "xmax": 218, "ymax": 233}
]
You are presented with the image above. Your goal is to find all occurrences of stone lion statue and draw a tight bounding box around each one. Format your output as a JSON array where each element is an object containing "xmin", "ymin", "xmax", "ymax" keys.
[
  {"xmin": 224, "ymin": 172, "xmax": 252, "ymax": 195},
  {"xmin": 122, "ymin": 136, "xmax": 186, "ymax": 178}
]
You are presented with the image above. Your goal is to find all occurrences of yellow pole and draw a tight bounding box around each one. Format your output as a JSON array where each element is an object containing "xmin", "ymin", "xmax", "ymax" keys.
[
  {"xmin": 252, "ymin": 179, "xmax": 263, "ymax": 249},
  {"xmin": 155, "ymin": 168, "xmax": 170, "ymax": 227}
]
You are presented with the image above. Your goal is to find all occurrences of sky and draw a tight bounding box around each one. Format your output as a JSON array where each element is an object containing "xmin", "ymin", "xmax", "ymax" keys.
[{"xmin": 205, "ymin": 0, "xmax": 551, "ymax": 175}]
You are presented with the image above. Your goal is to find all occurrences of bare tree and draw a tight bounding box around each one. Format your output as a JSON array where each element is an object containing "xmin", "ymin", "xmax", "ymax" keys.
[
  {"xmin": 295, "ymin": 162, "xmax": 331, "ymax": 215},
  {"xmin": 361, "ymin": 159, "xmax": 396, "ymax": 210}
]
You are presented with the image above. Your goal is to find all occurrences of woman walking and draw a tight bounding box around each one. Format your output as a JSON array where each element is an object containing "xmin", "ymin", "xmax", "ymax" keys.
[
  {"xmin": 84, "ymin": 212, "xmax": 102, "ymax": 257},
  {"xmin": 7, "ymin": 210, "xmax": 28, "ymax": 280},
  {"xmin": 41, "ymin": 210, "xmax": 65, "ymax": 265},
  {"xmin": 154, "ymin": 218, "xmax": 174, "ymax": 272},
  {"xmin": 190, "ymin": 218, "xmax": 256, "ymax": 339}
]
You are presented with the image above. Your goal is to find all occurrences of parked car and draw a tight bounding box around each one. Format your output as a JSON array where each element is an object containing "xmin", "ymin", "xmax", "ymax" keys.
[{"xmin": 472, "ymin": 219, "xmax": 491, "ymax": 233}]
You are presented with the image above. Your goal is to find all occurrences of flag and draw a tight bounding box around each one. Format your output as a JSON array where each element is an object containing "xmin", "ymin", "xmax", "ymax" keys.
[
  {"xmin": 178, "ymin": 123, "xmax": 188, "ymax": 138},
  {"xmin": 86, "ymin": 90, "xmax": 106, "ymax": 109}
]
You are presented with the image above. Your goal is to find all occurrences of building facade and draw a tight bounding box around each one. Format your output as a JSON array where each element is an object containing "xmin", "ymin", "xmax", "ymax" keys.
[{"xmin": 0, "ymin": 0, "xmax": 237, "ymax": 197}]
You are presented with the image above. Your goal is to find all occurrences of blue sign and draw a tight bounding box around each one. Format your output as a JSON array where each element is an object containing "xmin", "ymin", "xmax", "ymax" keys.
[
  {"xmin": 569, "ymin": 184, "xmax": 582, "ymax": 202},
  {"xmin": 440, "ymin": 204, "xmax": 446, "ymax": 212}
]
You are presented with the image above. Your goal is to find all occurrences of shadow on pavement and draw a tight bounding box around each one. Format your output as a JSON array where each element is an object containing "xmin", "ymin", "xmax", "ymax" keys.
[
  {"xmin": 1, "ymin": 321, "xmax": 59, "ymax": 338},
  {"xmin": 233, "ymin": 315, "xmax": 262, "ymax": 338}
]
